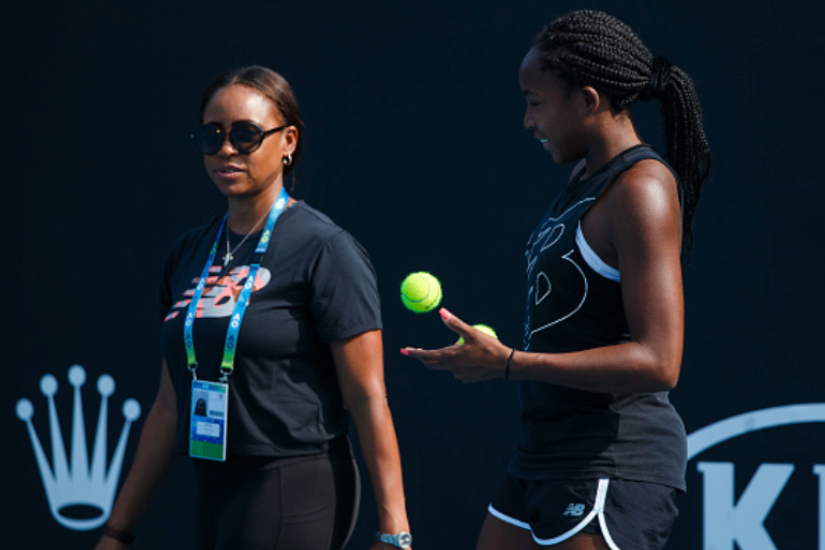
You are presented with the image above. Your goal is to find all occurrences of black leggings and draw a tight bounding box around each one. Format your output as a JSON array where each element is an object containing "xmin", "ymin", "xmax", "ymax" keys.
[{"xmin": 192, "ymin": 444, "xmax": 360, "ymax": 550}]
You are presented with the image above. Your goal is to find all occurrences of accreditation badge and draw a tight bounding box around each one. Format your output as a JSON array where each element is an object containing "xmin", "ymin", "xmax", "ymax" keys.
[{"xmin": 189, "ymin": 379, "xmax": 228, "ymax": 461}]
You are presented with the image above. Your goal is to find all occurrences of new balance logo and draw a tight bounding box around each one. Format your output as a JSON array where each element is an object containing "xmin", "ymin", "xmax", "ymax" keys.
[
  {"xmin": 16, "ymin": 365, "xmax": 142, "ymax": 530},
  {"xmin": 564, "ymin": 503, "xmax": 586, "ymax": 517}
]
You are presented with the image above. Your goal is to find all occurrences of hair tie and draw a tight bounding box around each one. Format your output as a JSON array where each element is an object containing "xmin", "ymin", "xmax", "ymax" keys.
[{"xmin": 641, "ymin": 55, "xmax": 672, "ymax": 101}]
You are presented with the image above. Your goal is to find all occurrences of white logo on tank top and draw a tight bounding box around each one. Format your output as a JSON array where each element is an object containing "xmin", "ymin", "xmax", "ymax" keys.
[{"xmin": 524, "ymin": 198, "xmax": 594, "ymax": 349}]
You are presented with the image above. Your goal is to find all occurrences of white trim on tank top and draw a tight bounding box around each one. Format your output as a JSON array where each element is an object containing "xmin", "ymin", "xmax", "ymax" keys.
[{"xmin": 575, "ymin": 222, "xmax": 620, "ymax": 282}]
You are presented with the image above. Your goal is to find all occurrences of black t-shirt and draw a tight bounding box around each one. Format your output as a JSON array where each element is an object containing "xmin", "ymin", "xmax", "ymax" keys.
[
  {"xmin": 160, "ymin": 202, "xmax": 382, "ymax": 457},
  {"xmin": 511, "ymin": 145, "xmax": 687, "ymax": 490}
]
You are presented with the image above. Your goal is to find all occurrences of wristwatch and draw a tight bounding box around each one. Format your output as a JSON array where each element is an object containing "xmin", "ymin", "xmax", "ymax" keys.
[{"xmin": 375, "ymin": 531, "xmax": 413, "ymax": 548}]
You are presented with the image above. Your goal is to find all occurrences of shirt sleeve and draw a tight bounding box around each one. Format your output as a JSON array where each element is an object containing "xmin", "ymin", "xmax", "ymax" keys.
[
  {"xmin": 309, "ymin": 230, "xmax": 383, "ymax": 343},
  {"xmin": 158, "ymin": 232, "xmax": 188, "ymax": 324},
  {"xmin": 159, "ymin": 254, "xmax": 175, "ymax": 323}
]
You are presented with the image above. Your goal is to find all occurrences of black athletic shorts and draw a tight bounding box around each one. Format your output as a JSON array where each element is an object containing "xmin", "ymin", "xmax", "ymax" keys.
[
  {"xmin": 488, "ymin": 474, "xmax": 680, "ymax": 549},
  {"xmin": 192, "ymin": 438, "xmax": 360, "ymax": 550}
]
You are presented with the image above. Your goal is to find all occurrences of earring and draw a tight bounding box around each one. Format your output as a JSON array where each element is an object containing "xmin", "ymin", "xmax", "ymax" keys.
[{"xmin": 283, "ymin": 151, "xmax": 293, "ymax": 166}]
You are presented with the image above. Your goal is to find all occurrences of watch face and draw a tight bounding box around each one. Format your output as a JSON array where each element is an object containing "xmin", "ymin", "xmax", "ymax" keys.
[{"xmin": 398, "ymin": 532, "xmax": 413, "ymax": 548}]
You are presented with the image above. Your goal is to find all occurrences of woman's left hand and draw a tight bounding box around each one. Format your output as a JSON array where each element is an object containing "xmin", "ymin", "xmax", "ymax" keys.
[{"xmin": 402, "ymin": 308, "xmax": 512, "ymax": 383}]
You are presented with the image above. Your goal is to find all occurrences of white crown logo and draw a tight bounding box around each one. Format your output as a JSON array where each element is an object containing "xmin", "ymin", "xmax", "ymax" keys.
[{"xmin": 16, "ymin": 364, "xmax": 142, "ymax": 530}]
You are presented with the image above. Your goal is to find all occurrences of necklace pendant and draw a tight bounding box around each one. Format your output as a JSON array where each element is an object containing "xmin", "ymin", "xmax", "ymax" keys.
[{"xmin": 222, "ymin": 252, "xmax": 233, "ymax": 266}]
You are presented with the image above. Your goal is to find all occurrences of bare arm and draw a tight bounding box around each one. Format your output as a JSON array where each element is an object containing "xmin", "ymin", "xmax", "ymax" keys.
[
  {"xmin": 330, "ymin": 330, "xmax": 411, "ymax": 548},
  {"xmin": 404, "ymin": 166, "xmax": 684, "ymax": 395},
  {"xmin": 94, "ymin": 361, "xmax": 178, "ymax": 549}
]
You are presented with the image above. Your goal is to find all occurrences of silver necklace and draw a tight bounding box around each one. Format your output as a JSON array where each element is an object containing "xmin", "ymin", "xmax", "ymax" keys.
[{"xmin": 222, "ymin": 207, "xmax": 272, "ymax": 267}]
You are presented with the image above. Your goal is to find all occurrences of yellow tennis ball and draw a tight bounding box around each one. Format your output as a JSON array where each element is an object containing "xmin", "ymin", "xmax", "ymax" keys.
[
  {"xmin": 400, "ymin": 272, "xmax": 443, "ymax": 313},
  {"xmin": 458, "ymin": 324, "xmax": 498, "ymax": 345}
]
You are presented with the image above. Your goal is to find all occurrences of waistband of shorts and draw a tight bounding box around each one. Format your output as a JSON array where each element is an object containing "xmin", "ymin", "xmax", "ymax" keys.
[{"xmin": 192, "ymin": 436, "xmax": 353, "ymax": 475}]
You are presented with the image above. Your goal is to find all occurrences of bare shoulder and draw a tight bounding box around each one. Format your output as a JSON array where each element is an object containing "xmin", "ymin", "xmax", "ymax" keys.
[{"xmin": 603, "ymin": 159, "xmax": 680, "ymax": 226}]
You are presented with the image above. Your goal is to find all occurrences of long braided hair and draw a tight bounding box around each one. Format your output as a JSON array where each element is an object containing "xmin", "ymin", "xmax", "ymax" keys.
[{"xmin": 533, "ymin": 10, "xmax": 711, "ymax": 254}]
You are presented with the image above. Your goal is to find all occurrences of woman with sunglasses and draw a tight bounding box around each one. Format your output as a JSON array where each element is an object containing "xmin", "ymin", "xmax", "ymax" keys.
[
  {"xmin": 95, "ymin": 66, "xmax": 412, "ymax": 550},
  {"xmin": 404, "ymin": 10, "xmax": 710, "ymax": 550}
]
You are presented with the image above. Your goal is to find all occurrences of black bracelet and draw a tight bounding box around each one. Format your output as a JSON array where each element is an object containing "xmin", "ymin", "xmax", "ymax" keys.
[
  {"xmin": 505, "ymin": 348, "xmax": 516, "ymax": 380},
  {"xmin": 103, "ymin": 525, "xmax": 135, "ymax": 545}
]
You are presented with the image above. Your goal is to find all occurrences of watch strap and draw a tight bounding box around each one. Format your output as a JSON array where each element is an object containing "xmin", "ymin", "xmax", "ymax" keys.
[{"xmin": 375, "ymin": 530, "xmax": 413, "ymax": 548}]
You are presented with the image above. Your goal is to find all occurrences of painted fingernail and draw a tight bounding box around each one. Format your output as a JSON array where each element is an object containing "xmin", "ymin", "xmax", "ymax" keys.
[
  {"xmin": 439, "ymin": 308, "xmax": 452, "ymax": 320},
  {"xmin": 400, "ymin": 348, "xmax": 409, "ymax": 356}
]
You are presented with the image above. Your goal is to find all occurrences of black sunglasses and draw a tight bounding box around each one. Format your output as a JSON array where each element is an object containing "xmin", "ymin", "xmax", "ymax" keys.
[{"xmin": 191, "ymin": 122, "xmax": 289, "ymax": 155}]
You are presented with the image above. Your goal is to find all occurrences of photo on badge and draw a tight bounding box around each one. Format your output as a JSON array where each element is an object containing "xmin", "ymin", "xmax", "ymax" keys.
[{"xmin": 189, "ymin": 380, "xmax": 228, "ymax": 462}]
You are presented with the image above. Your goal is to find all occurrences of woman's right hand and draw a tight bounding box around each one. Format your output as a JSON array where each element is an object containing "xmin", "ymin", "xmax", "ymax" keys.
[{"xmin": 92, "ymin": 361, "xmax": 178, "ymax": 550}]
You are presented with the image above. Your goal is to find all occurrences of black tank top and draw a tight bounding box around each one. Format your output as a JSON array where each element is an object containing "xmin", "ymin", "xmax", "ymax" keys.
[{"xmin": 511, "ymin": 144, "xmax": 687, "ymax": 490}]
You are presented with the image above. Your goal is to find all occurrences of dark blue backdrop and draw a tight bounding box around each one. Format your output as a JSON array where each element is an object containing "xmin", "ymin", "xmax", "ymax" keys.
[{"xmin": 7, "ymin": 1, "xmax": 825, "ymax": 548}]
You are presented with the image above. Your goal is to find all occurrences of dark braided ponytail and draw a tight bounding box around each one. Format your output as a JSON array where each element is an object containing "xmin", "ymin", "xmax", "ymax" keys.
[{"xmin": 533, "ymin": 10, "xmax": 711, "ymax": 254}]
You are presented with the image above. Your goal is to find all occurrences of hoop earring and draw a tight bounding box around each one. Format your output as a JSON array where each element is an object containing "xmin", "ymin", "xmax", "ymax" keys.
[{"xmin": 283, "ymin": 152, "xmax": 293, "ymax": 166}]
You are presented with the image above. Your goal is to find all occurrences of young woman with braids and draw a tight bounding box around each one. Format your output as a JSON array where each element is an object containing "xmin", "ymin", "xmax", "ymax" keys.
[{"xmin": 403, "ymin": 10, "xmax": 710, "ymax": 550}]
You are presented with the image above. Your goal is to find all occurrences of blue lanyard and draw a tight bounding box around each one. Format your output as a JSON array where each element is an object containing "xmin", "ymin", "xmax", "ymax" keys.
[{"xmin": 184, "ymin": 188, "xmax": 290, "ymax": 382}]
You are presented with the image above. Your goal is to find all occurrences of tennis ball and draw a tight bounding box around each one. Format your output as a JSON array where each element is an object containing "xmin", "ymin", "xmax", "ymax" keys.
[
  {"xmin": 458, "ymin": 324, "xmax": 498, "ymax": 345},
  {"xmin": 400, "ymin": 272, "xmax": 443, "ymax": 313}
]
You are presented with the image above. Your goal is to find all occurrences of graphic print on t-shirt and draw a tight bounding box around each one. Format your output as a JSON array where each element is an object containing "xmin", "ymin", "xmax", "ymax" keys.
[
  {"xmin": 523, "ymin": 198, "xmax": 594, "ymax": 351},
  {"xmin": 164, "ymin": 265, "xmax": 271, "ymax": 322}
]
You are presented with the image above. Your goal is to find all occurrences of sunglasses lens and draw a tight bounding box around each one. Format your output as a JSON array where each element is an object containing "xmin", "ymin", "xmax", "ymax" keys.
[
  {"xmin": 229, "ymin": 124, "xmax": 263, "ymax": 154},
  {"xmin": 192, "ymin": 125, "xmax": 223, "ymax": 155}
]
